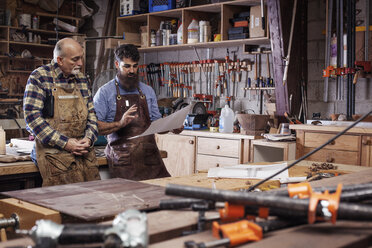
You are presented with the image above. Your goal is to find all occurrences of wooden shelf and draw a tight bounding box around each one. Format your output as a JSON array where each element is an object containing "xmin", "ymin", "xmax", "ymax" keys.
[
  {"xmin": 9, "ymin": 41, "xmax": 54, "ymax": 47},
  {"xmin": 117, "ymin": 0, "xmax": 269, "ymax": 50},
  {"xmin": 6, "ymin": 56, "xmax": 48, "ymax": 61},
  {"xmin": 138, "ymin": 37, "xmax": 270, "ymax": 52},
  {"xmin": 36, "ymin": 12, "xmax": 82, "ymax": 22},
  {"xmin": 7, "ymin": 70, "xmax": 33, "ymax": 73},
  {"xmin": 8, "ymin": 26, "xmax": 82, "ymax": 36}
]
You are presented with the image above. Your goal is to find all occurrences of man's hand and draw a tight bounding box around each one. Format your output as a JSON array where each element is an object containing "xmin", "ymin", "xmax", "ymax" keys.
[
  {"xmin": 77, "ymin": 137, "xmax": 91, "ymax": 147},
  {"xmin": 64, "ymin": 138, "xmax": 90, "ymax": 155},
  {"xmin": 118, "ymin": 104, "xmax": 138, "ymax": 128},
  {"xmin": 172, "ymin": 125, "xmax": 184, "ymax": 134}
]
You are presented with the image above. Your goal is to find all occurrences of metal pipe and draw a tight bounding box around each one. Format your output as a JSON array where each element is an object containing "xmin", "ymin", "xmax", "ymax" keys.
[{"xmin": 165, "ymin": 184, "xmax": 372, "ymax": 221}]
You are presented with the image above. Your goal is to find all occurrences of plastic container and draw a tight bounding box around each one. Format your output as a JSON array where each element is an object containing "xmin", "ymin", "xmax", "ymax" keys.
[
  {"xmin": 0, "ymin": 126, "xmax": 5, "ymax": 155},
  {"xmin": 199, "ymin": 20, "xmax": 205, "ymax": 42},
  {"xmin": 149, "ymin": 0, "xmax": 175, "ymax": 13},
  {"xmin": 219, "ymin": 105, "xmax": 234, "ymax": 133},
  {"xmin": 187, "ymin": 19, "xmax": 199, "ymax": 44},
  {"xmin": 177, "ymin": 22, "xmax": 183, "ymax": 44}
]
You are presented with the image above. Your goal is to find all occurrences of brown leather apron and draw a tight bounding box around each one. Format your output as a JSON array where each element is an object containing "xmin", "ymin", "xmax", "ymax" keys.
[
  {"xmin": 105, "ymin": 82, "xmax": 170, "ymax": 180},
  {"xmin": 36, "ymin": 80, "xmax": 100, "ymax": 186}
]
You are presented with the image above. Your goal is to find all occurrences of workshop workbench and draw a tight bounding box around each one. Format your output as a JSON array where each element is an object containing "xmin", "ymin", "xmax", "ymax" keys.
[
  {"xmin": 0, "ymin": 163, "xmax": 371, "ymax": 247},
  {"xmin": 0, "ymin": 156, "xmax": 107, "ymax": 192}
]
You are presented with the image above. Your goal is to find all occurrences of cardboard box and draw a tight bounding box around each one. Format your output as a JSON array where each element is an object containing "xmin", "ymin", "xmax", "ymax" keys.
[{"xmin": 249, "ymin": 5, "xmax": 266, "ymax": 38}]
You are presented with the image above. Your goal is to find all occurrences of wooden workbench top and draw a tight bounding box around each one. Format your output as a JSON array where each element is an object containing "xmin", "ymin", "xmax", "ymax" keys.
[
  {"xmin": 143, "ymin": 160, "xmax": 369, "ymax": 191},
  {"xmin": 175, "ymin": 130, "xmax": 260, "ymax": 139},
  {"xmin": 0, "ymin": 156, "xmax": 107, "ymax": 176},
  {"xmin": 289, "ymin": 124, "xmax": 372, "ymax": 134}
]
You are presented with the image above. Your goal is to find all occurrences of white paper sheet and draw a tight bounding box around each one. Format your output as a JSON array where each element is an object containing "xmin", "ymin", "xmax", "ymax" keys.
[
  {"xmin": 207, "ymin": 162, "xmax": 289, "ymax": 179},
  {"xmin": 128, "ymin": 104, "xmax": 192, "ymax": 139}
]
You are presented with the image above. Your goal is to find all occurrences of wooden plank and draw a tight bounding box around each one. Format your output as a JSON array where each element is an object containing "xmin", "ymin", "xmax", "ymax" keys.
[
  {"xmin": 0, "ymin": 198, "xmax": 61, "ymax": 229},
  {"xmin": 1, "ymin": 179, "xmax": 173, "ymax": 222}
]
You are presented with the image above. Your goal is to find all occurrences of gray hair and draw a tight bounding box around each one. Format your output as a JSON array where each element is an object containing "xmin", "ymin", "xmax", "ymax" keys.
[
  {"xmin": 53, "ymin": 39, "xmax": 65, "ymax": 62},
  {"xmin": 53, "ymin": 38, "xmax": 82, "ymax": 62}
]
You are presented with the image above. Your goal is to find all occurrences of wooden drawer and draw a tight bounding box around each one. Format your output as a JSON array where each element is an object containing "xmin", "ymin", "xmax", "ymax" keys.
[
  {"xmin": 304, "ymin": 133, "xmax": 360, "ymax": 152},
  {"xmin": 196, "ymin": 154, "xmax": 239, "ymax": 172},
  {"xmin": 197, "ymin": 137, "xmax": 240, "ymax": 157},
  {"xmin": 304, "ymin": 148, "xmax": 359, "ymax": 165}
]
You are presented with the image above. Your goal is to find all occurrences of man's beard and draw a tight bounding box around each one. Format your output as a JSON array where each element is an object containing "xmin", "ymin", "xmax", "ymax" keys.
[
  {"xmin": 71, "ymin": 67, "xmax": 81, "ymax": 75},
  {"xmin": 118, "ymin": 73, "xmax": 139, "ymax": 91}
]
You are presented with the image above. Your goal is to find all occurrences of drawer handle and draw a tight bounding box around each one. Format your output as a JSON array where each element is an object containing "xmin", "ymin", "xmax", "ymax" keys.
[
  {"xmin": 189, "ymin": 140, "xmax": 194, "ymax": 145},
  {"xmin": 329, "ymin": 140, "xmax": 336, "ymax": 145},
  {"xmin": 362, "ymin": 140, "xmax": 371, "ymax": 145},
  {"xmin": 216, "ymin": 145, "xmax": 220, "ymax": 149},
  {"xmin": 326, "ymin": 158, "xmax": 335, "ymax": 163},
  {"xmin": 216, "ymin": 163, "xmax": 220, "ymax": 167}
]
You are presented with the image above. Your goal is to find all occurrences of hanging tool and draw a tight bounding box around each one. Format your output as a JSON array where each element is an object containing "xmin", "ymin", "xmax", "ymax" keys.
[
  {"xmin": 323, "ymin": 0, "xmax": 333, "ymax": 102},
  {"xmin": 260, "ymin": 0, "xmax": 265, "ymax": 30},
  {"xmin": 282, "ymin": 0, "xmax": 298, "ymax": 86},
  {"xmin": 266, "ymin": 53, "xmax": 274, "ymax": 88}
]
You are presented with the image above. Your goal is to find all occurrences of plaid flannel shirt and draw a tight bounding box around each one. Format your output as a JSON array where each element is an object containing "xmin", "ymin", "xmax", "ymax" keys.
[{"xmin": 23, "ymin": 61, "xmax": 98, "ymax": 150}]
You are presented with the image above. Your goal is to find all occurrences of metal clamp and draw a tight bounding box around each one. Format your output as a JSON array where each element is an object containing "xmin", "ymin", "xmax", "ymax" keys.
[{"xmin": 308, "ymin": 184, "xmax": 342, "ymax": 224}]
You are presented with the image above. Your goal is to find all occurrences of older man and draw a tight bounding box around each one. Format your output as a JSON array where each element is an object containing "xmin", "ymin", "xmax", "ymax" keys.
[{"xmin": 23, "ymin": 38, "xmax": 100, "ymax": 186}]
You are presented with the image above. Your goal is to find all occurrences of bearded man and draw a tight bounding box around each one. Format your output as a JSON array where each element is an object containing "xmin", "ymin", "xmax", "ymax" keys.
[
  {"xmin": 93, "ymin": 44, "xmax": 180, "ymax": 180},
  {"xmin": 24, "ymin": 38, "xmax": 101, "ymax": 186}
]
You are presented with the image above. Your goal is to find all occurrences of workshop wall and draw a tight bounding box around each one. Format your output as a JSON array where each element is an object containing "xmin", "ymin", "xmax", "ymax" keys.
[
  {"xmin": 141, "ymin": 45, "xmax": 272, "ymax": 115},
  {"xmin": 307, "ymin": 0, "xmax": 372, "ymax": 119}
]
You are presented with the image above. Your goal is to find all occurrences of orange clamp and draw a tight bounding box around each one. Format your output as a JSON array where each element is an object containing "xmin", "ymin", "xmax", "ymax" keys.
[
  {"xmin": 258, "ymin": 207, "xmax": 269, "ymax": 219},
  {"xmin": 323, "ymin": 66, "xmax": 335, "ymax": 78},
  {"xmin": 308, "ymin": 184, "xmax": 342, "ymax": 224},
  {"xmin": 212, "ymin": 220, "xmax": 263, "ymax": 246},
  {"xmin": 219, "ymin": 202, "xmax": 245, "ymax": 221},
  {"xmin": 288, "ymin": 182, "xmax": 313, "ymax": 199}
]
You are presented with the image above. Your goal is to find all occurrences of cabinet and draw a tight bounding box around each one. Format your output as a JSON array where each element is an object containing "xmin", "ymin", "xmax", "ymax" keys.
[
  {"xmin": 0, "ymin": 13, "xmax": 84, "ymax": 74},
  {"xmin": 361, "ymin": 136, "xmax": 372, "ymax": 167},
  {"xmin": 156, "ymin": 130, "xmax": 255, "ymax": 176},
  {"xmin": 290, "ymin": 124, "xmax": 372, "ymax": 166},
  {"xmin": 116, "ymin": 0, "xmax": 269, "ymax": 52},
  {"xmin": 250, "ymin": 139, "xmax": 296, "ymax": 163},
  {"xmin": 155, "ymin": 133, "xmax": 196, "ymax": 176}
]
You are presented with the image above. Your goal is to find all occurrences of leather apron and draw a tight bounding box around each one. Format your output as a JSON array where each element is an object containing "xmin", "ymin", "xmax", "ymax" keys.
[
  {"xmin": 105, "ymin": 82, "xmax": 170, "ymax": 180},
  {"xmin": 36, "ymin": 80, "xmax": 100, "ymax": 187}
]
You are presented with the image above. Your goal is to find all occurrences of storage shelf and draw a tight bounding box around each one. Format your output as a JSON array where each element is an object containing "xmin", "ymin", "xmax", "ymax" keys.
[
  {"xmin": 36, "ymin": 12, "xmax": 82, "ymax": 22},
  {"xmin": 117, "ymin": 0, "xmax": 269, "ymax": 50},
  {"xmin": 2, "ymin": 56, "xmax": 49, "ymax": 61},
  {"xmin": 138, "ymin": 37, "xmax": 270, "ymax": 52},
  {"xmin": 8, "ymin": 70, "xmax": 33, "ymax": 73},
  {"xmin": 9, "ymin": 41, "xmax": 54, "ymax": 47}
]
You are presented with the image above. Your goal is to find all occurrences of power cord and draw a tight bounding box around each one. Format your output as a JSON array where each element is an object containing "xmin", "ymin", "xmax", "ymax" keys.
[{"xmin": 246, "ymin": 109, "xmax": 372, "ymax": 191}]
